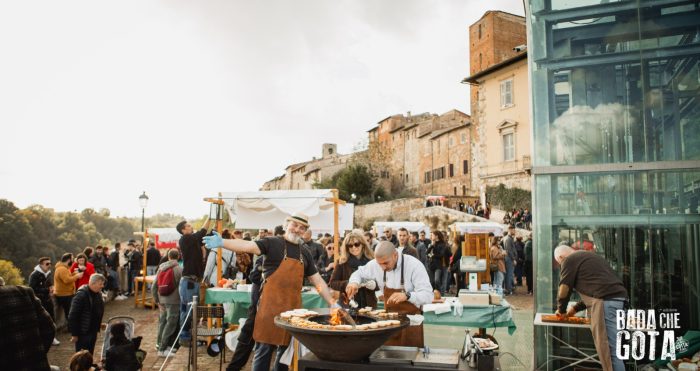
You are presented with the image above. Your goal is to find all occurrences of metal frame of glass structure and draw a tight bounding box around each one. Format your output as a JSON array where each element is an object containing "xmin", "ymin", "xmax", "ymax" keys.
[{"xmin": 526, "ymin": 0, "xmax": 700, "ymax": 368}]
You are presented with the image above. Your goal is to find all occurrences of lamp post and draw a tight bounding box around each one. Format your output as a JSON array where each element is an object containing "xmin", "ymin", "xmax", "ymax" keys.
[{"xmin": 138, "ymin": 191, "xmax": 149, "ymax": 232}]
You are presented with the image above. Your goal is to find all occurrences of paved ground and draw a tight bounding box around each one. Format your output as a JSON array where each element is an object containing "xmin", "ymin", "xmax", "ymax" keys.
[{"xmin": 48, "ymin": 282, "xmax": 534, "ymax": 371}]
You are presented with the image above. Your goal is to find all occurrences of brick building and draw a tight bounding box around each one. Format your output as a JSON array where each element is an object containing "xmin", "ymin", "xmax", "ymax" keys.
[
  {"xmin": 465, "ymin": 11, "xmax": 531, "ymax": 192},
  {"xmin": 260, "ymin": 143, "xmax": 353, "ymax": 191},
  {"xmin": 468, "ymin": 11, "xmax": 527, "ymax": 131},
  {"xmin": 367, "ymin": 110, "xmax": 474, "ymax": 202}
]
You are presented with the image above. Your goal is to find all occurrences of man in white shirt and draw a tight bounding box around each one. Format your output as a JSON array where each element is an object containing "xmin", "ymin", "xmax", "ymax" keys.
[{"xmin": 346, "ymin": 241, "xmax": 432, "ymax": 347}]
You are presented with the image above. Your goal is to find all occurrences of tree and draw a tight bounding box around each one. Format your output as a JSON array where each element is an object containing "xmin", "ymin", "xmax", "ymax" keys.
[
  {"xmin": 0, "ymin": 259, "xmax": 24, "ymax": 285},
  {"xmin": 313, "ymin": 164, "xmax": 376, "ymax": 204}
]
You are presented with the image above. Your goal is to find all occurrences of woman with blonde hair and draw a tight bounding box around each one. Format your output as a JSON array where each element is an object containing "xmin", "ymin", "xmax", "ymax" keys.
[{"xmin": 330, "ymin": 232, "xmax": 377, "ymax": 308}]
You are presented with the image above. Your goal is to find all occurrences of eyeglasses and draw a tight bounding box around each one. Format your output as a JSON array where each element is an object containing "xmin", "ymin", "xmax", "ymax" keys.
[
  {"xmin": 326, "ymin": 247, "xmax": 333, "ymax": 251},
  {"xmin": 348, "ymin": 242, "xmax": 362, "ymax": 248},
  {"xmin": 43, "ymin": 263, "xmax": 51, "ymax": 266}
]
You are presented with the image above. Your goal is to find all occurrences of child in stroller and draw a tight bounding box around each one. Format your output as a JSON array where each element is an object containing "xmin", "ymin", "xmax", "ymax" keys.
[{"xmin": 101, "ymin": 317, "xmax": 146, "ymax": 370}]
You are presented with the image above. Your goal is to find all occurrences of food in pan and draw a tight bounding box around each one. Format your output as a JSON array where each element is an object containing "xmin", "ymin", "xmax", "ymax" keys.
[{"xmin": 541, "ymin": 314, "xmax": 591, "ymax": 325}]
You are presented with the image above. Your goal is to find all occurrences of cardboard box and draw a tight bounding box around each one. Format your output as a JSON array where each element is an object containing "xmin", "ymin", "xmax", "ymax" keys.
[{"xmin": 458, "ymin": 290, "xmax": 490, "ymax": 306}]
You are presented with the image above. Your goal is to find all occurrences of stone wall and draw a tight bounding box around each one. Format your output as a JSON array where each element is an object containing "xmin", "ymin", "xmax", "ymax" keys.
[
  {"xmin": 409, "ymin": 206, "xmax": 488, "ymax": 231},
  {"xmin": 353, "ymin": 197, "xmax": 424, "ymax": 229}
]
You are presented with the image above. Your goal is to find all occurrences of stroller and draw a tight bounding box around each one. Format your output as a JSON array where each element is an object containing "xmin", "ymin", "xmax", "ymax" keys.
[{"xmin": 100, "ymin": 316, "xmax": 146, "ymax": 369}]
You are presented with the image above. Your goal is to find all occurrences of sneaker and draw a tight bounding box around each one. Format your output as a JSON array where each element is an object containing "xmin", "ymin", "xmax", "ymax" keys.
[
  {"xmin": 171, "ymin": 347, "xmax": 179, "ymax": 354},
  {"xmin": 157, "ymin": 351, "xmax": 167, "ymax": 358},
  {"xmin": 155, "ymin": 344, "xmax": 160, "ymax": 350},
  {"xmin": 52, "ymin": 338, "xmax": 60, "ymax": 345},
  {"xmin": 115, "ymin": 295, "xmax": 128, "ymax": 301}
]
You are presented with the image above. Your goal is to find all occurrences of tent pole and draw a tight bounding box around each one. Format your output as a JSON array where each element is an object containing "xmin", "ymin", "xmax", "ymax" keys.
[
  {"xmin": 332, "ymin": 189, "xmax": 340, "ymax": 264},
  {"xmin": 216, "ymin": 194, "xmax": 223, "ymax": 284}
]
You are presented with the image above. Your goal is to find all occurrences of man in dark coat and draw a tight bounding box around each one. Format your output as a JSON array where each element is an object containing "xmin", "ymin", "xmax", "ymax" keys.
[
  {"xmin": 302, "ymin": 230, "xmax": 324, "ymax": 262},
  {"xmin": 29, "ymin": 256, "xmax": 60, "ymax": 345},
  {"xmin": 0, "ymin": 284, "xmax": 55, "ymax": 370},
  {"xmin": 69, "ymin": 273, "xmax": 106, "ymax": 354}
]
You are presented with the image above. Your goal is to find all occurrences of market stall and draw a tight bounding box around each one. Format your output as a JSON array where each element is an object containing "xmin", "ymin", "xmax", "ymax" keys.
[{"xmin": 450, "ymin": 222, "xmax": 506, "ymax": 288}]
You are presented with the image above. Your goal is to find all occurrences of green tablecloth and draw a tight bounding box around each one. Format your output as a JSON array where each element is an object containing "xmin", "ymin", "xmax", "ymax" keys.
[
  {"xmin": 378, "ymin": 299, "xmax": 517, "ymax": 335},
  {"xmin": 205, "ymin": 288, "xmax": 328, "ymax": 323}
]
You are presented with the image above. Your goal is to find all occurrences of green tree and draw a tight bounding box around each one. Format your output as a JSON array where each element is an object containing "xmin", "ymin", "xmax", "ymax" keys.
[
  {"xmin": 313, "ymin": 164, "xmax": 376, "ymax": 204},
  {"xmin": 0, "ymin": 259, "xmax": 24, "ymax": 285},
  {"xmin": 0, "ymin": 199, "xmax": 39, "ymax": 275}
]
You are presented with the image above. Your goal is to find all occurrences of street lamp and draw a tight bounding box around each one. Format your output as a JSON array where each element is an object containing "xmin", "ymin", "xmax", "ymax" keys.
[{"xmin": 138, "ymin": 191, "xmax": 149, "ymax": 232}]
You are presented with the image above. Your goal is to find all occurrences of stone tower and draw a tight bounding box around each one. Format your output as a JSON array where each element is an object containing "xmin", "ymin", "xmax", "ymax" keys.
[{"xmin": 322, "ymin": 143, "xmax": 337, "ymax": 158}]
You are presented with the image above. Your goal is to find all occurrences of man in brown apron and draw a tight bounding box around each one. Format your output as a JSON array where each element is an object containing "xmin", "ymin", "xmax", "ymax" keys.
[
  {"xmin": 346, "ymin": 241, "xmax": 433, "ymax": 348},
  {"xmin": 204, "ymin": 212, "xmax": 339, "ymax": 371},
  {"xmin": 554, "ymin": 245, "xmax": 628, "ymax": 371}
]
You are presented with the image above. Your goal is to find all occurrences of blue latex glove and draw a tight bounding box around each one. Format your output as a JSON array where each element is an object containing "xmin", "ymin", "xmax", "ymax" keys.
[
  {"xmin": 203, "ymin": 231, "xmax": 223, "ymax": 249},
  {"xmin": 330, "ymin": 301, "xmax": 341, "ymax": 309}
]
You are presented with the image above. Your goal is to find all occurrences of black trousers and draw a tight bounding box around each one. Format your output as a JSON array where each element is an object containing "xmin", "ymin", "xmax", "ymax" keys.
[
  {"xmin": 55, "ymin": 295, "xmax": 73, "ymax": 320},
  {"xmin": 75, "ymin": 332, "xmax": 98, "ymax": 355},
  {"xmin": 41, "ymin": 299, "xmax": 55, "ymax": 322},
  {"xmin": 227, "ymin": 283, "xmax": 260, "ymax": 371}
]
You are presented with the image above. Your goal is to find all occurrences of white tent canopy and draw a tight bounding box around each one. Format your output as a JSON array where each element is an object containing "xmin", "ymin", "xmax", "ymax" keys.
[
  {"xmin": 373, "ymin": 221, "xmax": 430, "ymax": 236},
  {"xmin": 450, "ymin": 221, "xmax": 506, "ymax": 235},
  {"xmin": 220, "ymin": 190, "xmax": 354, "ymax": 232}
]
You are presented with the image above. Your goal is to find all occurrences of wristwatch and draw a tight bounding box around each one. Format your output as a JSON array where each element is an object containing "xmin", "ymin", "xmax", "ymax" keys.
[{"xmin": 405, "ymin": 292, "xmax": 412, "ymax": 301}]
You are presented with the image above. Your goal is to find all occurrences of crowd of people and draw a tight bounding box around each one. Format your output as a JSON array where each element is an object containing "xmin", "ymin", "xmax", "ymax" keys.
[
  {"xmin": 0, "ymin": 238, "xmax": 165, "ymax": 370},
  {"xmin": 502, "ymin": 207, "xmax": 532, "ymax": 230},
  {"xmin": 1, "ymin": 208, "xmax": 536, "ymax": 371}
]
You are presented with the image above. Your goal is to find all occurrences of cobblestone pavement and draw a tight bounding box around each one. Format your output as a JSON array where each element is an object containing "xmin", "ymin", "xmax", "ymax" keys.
[
  {"xmin": 48, "ymin": 282, "xmax": 535, "ymax": 371},
  {"xmin": 48, "ymin": 297, "xmax": 247, "ymax": 371}
]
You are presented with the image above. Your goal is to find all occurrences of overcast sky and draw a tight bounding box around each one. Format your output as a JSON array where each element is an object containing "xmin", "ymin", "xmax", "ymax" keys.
[{"xmin": 0, "ymin": 1, "xmax": 524, "ymax": 219}]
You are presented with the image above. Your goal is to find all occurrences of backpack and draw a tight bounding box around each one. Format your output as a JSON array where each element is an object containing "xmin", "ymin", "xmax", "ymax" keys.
[{"xmin": 157, "ymin": 266, "xmax": 176, "ymax": 296}]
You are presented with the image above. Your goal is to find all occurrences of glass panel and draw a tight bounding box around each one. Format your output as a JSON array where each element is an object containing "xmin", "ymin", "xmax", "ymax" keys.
[{"xmin": 549, "ymin": 0, "xmax": 628, "ymax": 11}]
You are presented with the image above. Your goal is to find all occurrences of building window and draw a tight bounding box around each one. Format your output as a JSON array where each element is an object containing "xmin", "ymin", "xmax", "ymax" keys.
[
  {"xmin": 449, "ymin": 163, "xmax": 454, "ymax": 177},
  {"xmin": 405, "ymin": 174, "xmax": 408, "ymax": 183},
  {"xmin": 479, "ymin": 53, "xmax": 483, "ymax": 69},
  {"xmin": 503, "ymin": 133, "xmax": 515, "ymax": 161},
  {"xmin": 500, "ymin": 78, "xmax": 513, "ymax": 108},
  {"xmin": 462, "ymin": 185, "xmax": 466, "ymax": 196},
  {"xmin": 449, "ymin": 137, "xmax": 454, "ymax": 147},
  {"xmin": 461, "ymin": 133, "xmax": 467, "ymax": 144},
  {"xmin": 463, "ymin": 160, "xmax": 468, "ymax": 174},
  {"xmin": 380, "ymin": 170, "xmax": 390, "ymax": 179},
  {"xmin": 454, "ymin": 187, "xmax": 457, "ymax": 196},
  {"xmin": 432, "ymin": 167, "xmax": 446, "ymax": 181},
  {"xmin": 478, "ymin": 24, "xmax": 482, "ymax": 39},
  {"xmin": 424, "ymin": 171, "xmax": 431, "ymax": 183}
]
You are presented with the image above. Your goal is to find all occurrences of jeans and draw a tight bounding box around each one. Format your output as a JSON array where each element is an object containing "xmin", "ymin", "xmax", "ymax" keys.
[
  {"xmin": 147, "ymin": 266, "xmax": 157, "ymax": 290},
  {"xmin": 514, "ymin": 263, "xmax": 523, "ymax": 285},
  {"xmin": 492, "ymin": 271, "xmax": 504, "ymax": 295},
  {"xmin": 127, "ymin": 269, "xmax": 138, "ymax": 294},
  {"xmin": 157, "ymin": 303, "xmax": 179, "ymax": 352},
  {"xmin": 433, "ymin": 267, "xmax": 449, "ymax": 294},
  {"xmin": 75, "ymin": 332, "xmax": 98, "ymax": 354},
  {"xmin": 604, "ymin": 299, "xmax": 626, "ymax": 371},
  {"xmin": 178, "ymin": 278, "xmax": 200, "ymax": 342},
  {"xmin": 504, "ymin": 256, "xmax": 514, "ymax": 294},
  {"xmin": 106, "ymin": 268, "xmax": 119, "ymax": 291},
  {"xmin": 252, "ymin": 342, "xmax": 288, "ymax": 371}
]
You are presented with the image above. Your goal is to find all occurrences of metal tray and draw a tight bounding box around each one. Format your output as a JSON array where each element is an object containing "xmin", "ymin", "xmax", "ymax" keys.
[
  {"xmin": 413, "ymin": 348, "xmax": 460, "ymax": 368},
  {"xmin": 369, "ymin": 346, "xmax": 419, "ymax": 364}
]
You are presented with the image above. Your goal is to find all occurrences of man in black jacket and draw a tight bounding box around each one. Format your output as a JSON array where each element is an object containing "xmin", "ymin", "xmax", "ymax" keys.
[
  {"xmin": 69, "ymin": 273, "xmax": 106, "ymax": 354},
  {"xmin": 0, "ymin": 284, "xmax": 56, "ymax": 370},
  {"xmin": 29, "ymin": 256, "xmax": 60, "ymax": 345},
  {"xmin": 176, "ymin": 216, "xmax": 211, "ymax": 346}
]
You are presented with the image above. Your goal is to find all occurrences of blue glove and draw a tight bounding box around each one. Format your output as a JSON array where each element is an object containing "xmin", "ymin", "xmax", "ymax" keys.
[
  {"xmin": 330, "ymin": 301, "xmax": 342, "ymax": 309},
  {"xmin": 203, "ymin": 231, "xmax": 223, "ymax": 249}
]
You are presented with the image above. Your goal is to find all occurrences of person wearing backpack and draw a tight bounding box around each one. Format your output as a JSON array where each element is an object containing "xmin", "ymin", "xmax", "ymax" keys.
[{"xmin": 153, "ymin": 249, "xmax": 182, "ymax": 357}]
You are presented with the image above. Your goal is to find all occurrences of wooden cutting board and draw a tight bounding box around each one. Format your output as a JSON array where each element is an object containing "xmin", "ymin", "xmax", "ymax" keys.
[{"xmin": 541, "ymin": 314, "xmax": 590, "ymax": 325}]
